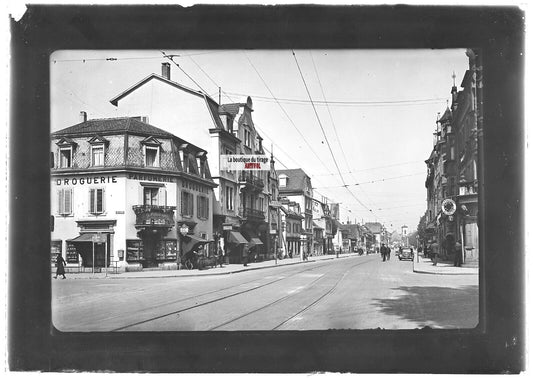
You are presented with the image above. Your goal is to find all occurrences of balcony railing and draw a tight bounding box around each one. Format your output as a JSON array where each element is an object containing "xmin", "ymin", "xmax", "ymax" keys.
[
  {"xmin": 458, "ymin": 181, "xmax": 478, "ymax": 196},
  {"xmin": 238, "ymin": 172, "xmax": 264, "ymax": 190},
  {"xmin": 238, "ymin": 207, "xmax": 265, "ymax": 220},
  {"xmin": 132, "ymin": 205, "xmax": 176, "ymax": 227}
]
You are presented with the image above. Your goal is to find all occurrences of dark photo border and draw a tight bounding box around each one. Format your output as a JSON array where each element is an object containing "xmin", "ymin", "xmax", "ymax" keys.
[{"xmin": 9, "ymin": 5, "xmax": 525, "ymax": 373}]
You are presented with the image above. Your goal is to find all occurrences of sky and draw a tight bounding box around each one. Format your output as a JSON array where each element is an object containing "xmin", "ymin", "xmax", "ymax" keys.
[{"xmin": 50, "ymin": 49, "xmax": 470, "ymax": 233}]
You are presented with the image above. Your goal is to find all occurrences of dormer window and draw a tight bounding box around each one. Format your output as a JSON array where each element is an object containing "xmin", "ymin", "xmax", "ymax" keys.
[
  {"xmin": 88, "ymin": 135, "xmax": 109, "ymax": 167},
  {"xmin": 141, "ymin": 136, "xmax": 162, "ymax": 168},
  {"xmin": 56, "ymin": 137, "xmax": 77, "ymax": 168},
  {"xmin": 60, "ymin": 147, "xmax": 72, "ymax": 168},
  {"xmin": 279, "ymin": 174, "xmax": 287, "ymax": 188},
  {"xmin": 92, "ymin": 144, "xmax": 105, "ymax": 166}
]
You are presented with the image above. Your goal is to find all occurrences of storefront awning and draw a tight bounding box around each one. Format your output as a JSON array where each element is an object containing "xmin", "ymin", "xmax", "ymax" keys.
[
  {"xmin": 68, "ymin": 233, "xmax": 100, "ymax": 243},
  {"xmin": 227, "ymin": 231, "xmax": 248, "ymax": 245},
  {"xmin": 182, "ymin": 234, "xmax": 210, "ymax": 255},
  {"xmin": 248, "ymin": 237, "xmax": 263, "ymax": 246}
]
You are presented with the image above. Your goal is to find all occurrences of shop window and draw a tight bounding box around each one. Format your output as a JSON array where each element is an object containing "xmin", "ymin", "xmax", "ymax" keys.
[
  {"xmin": 225, "ymin": 186, "xmax": 234, "ymax": 211},
  {"xmin": 66, "ymin": 241, "xmax": 79, "ymax": 263},
  {"xmin": 126, "ymin": 240, "xmax": 144, "ymax": 262},
  {"xmin": 156, "ymin": 240, "xmax": 178, "ymax": 260},
  {"xmin": 51, "ymin": 240, "xmax": 62, "ymax": 265},
  {"xmin": 89, "ymin": 188, "xmax": 105, "ymax": 214},
  {"xmin": 181, "ymin": 191, "xmax": 194, "ymax": 217},
  {"xmin": 58, "ymin": 188, "xmax": 73, "ymax": 216},
  {"xmin": 59, "ymin": 147, "xmax": 72, "ymax": 168},
  {"xmin": 91, "ymin": 144, "xmax": 105, "ymax": 166},
  {"xmin": 197, "ymin": 195, "xmax": 209, "ymax": 219}
]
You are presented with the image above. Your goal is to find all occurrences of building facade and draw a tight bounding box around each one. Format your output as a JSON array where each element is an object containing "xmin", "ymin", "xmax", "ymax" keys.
[
  {"xmin": 424, "ymin": 49, "xmax": 482, "ymax": 266},
  {"xmin": 278, "ymin": 169, "xmax": 314, "ymax": 259},
  {"xmin": 109, "ymin": 63, "xmax": 278, "ymax": 264},
  {"xmin": 51, "ymin": 116, "xmax": 216, "ymax": 271}
]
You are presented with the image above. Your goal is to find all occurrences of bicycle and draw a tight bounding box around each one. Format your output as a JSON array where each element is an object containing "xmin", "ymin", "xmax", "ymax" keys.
[{"xmin": 183, "ymin": 259, "xmax": 194, "ymax": 270}]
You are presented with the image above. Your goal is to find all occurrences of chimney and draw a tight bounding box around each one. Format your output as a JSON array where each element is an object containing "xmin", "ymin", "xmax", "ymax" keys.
[
  {"xmin": 162, "ymin": 62, "xmax": 171, "ymax": 80},
  {"xmin": 79, "ymin": 111, "xmax": 87, "ymax": 123}
]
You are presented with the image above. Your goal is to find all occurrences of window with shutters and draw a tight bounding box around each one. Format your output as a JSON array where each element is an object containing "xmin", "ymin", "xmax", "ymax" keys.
[
  {"xmin": 181, "ymin": 191, "xmax": 194, "ymax": 217},
  {"xmin": 143, "ymin": 187, "xmax": 159, "ymax": 206},
  {"xmin": 89, "ymin": 188, "xmax": 105, "ymax": 214},
  {"xmin": 58, "ymin": 188, "xmax": 73, "ymax": 216},
  {"xmin": 197, "ymin": 195, "xmax": 209, "ymax": 219}
]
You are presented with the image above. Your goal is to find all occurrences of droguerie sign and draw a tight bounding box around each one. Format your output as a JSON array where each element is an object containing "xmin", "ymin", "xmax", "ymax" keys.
[
  {"xmin": 220, "ymin": 155, "xmax": 270, "ymax": 171},
  {"xmin": 55, "ymin": 175, "xmax": 118, "ymax": 186}
]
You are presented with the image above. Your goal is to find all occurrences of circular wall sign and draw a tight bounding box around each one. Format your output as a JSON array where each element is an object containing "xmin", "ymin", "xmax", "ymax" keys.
[{"xmin": 442, "ymin": 199, "xmax": 457, "ymax": 216}]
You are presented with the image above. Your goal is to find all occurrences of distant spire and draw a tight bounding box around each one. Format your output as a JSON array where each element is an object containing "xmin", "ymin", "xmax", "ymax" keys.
[{"xmin": 452, "ymin": 71, "xmax": 456, "ymax": 87}]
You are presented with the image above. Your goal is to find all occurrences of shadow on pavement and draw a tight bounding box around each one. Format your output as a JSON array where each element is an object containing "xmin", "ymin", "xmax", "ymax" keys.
[{"xmin": 372, "ymin": 285, "xmax": 479, "ymax": 329}]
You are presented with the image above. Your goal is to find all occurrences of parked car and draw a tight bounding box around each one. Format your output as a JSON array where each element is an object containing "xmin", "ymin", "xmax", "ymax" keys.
[{"xmin": 398, "ymin": 247, "xmax": 414, "ymax": 261}]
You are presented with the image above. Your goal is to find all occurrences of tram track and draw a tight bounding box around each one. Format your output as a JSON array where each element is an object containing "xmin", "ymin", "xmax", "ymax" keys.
[
  {"xmin": 112, "ymin": 256, "xmax": 372, "ymax": 332},
  {"xmin": 111, "ymin": 258, "xmax": 354, "ymax": 332}
]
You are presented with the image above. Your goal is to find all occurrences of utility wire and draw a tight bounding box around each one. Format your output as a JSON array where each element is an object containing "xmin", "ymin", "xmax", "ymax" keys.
[
  {"xmin": 161, "ymin": 51, "xmax": 210, "ymax": 95},
  {"xmin": 314, "ymin": 160, "xmax": 422, "ymax": 176},
  {"xmin": 224, "ymin": 91, "xmax": 448, "ymax": 106},
  {"xmin": 314, "ymin": 172, "xmax": 427, "ymax": 189},
  {"xmin": 243, "ymin": 51, "xmax": 333, "ymax": 175}
]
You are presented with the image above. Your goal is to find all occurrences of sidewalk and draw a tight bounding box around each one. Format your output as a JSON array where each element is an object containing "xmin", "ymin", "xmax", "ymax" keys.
[
  {"xmin": 412, "ymin": 254, "xmax": 478, "ymax": 275},
  {"xmin": 54, "ymin": 252, "xmax": 363, "ymax": 280}
]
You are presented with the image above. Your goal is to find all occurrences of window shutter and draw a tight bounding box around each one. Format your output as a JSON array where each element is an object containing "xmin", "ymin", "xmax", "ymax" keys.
[
  {"xmin": 65, "ymin": 188, "xmax": 72, "ymax": 214},
  {"xmin": 89, "ymin": 189, "xmax": 95, "ymax": 213},
  {"xmin": 58, "ymin": 189, "xmax": 64, "ymax": 214},
  {"xmin": 101, "ymin": 188, "xmax": 105, "ymax": 213},
  {"xmin": 160, "ymin": 187, "xmax": 167, "ymax": 206}
]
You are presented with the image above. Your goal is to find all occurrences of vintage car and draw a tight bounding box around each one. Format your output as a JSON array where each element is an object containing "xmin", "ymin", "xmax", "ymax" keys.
[{"xmin": 398, "ymin": 247, "xmax": 414, "ymax": 261}]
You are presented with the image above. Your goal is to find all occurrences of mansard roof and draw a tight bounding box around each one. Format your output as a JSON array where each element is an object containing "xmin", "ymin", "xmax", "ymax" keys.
[{"xmin": 52, "ymin": 117, "xmax": 175, "ymax": 138}]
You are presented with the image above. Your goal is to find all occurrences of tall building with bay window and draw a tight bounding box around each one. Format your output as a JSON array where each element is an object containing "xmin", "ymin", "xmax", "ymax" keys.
[
  {"xmin": 424, "ymin": 48, "xmax": 482, "ymax": 266},
  {"xmin": 108, "ymin": 63, "xmax": 278, "ymax": 264},
  {"xmin": 50, "ymin": 115, "xmax": 216, "ymax": 271}
]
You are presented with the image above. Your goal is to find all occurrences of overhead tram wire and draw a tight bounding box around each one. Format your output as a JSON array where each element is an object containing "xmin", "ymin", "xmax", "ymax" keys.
[
  {"xmin": 161, "ymin": 51, "xmax": 210, "ymax": 96},
  {"xmin": 243, "ymin": 52, "xmax": 334, "ymax": 176},
  {"xmin": 292, "ymin": 50, "xmax": 385, "ymax": 226},
  {"xmin": 309, "ymin": 51, "xmax": 379, "ymax": 214},
  {"xmin": 224, "ymin": 91, "xmax": 449, "ymax": 107},
  {"xmin": 314, "ymin": 172, "xmax": 427, "ymax": 189}
]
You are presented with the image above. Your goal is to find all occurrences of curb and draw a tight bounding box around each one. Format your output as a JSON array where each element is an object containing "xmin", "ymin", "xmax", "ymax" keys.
[
  {"xmin": 413, "ymin": 268, "xmax": 478, "ymax": 276},
  {"xmin": 54, "ymin": 254, "xmax": 355, "ymax": 280}
]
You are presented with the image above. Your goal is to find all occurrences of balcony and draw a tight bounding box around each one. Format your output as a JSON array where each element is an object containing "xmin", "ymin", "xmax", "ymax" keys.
[
  {"xmin": 238, "ymin": 207, "xmax": 265, "ymax": 221},
  {"xmin": 132, "ymin": 205, "xmax": 176, "ymax": 228},
  {"xmin": 238, "ymin": 172, "xmax": 264, "ymax": 192}
]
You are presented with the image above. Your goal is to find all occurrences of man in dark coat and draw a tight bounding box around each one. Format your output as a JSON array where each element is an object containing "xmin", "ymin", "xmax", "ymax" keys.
[
  {"xmin": 380, "ymin": 244, "xmax": 387, "ymax": 262},
  {"xmin": 454, "ymin": 241, "xmax": 463, "ymax": 267},
  {"xmin": 54, "ymin": 254, "xmax": 66, "ymax": 279}
]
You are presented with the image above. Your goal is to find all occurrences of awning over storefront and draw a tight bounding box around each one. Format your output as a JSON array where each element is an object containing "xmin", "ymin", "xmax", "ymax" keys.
[
  {"xmin": 68, "ymin": 233, "xmax": 104, "ymax": 243},
  {"xmin": 182, "ymin": 234, "xmax": 211, "ymax": 255},
  {"xmin": 248, "ymin": 237, "xmax": 263, "ymax": 246},
  {"xmin": 227, "ymin": 231, "xmax": 248, "ymax": 245}
]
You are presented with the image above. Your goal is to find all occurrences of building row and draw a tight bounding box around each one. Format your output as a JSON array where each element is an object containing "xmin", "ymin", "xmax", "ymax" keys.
[
  {"xmin": 423, "ymin": 49, "xmax": 482, "ymax": 266},
  {"xmin": 50, "ymin": 63, "xmax": 356, "ymax": 272}
]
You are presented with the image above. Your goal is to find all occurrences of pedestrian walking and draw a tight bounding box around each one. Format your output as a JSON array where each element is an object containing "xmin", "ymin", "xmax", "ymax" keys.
[
  {"xmin": 380, "ymin": 244, "xmax": 387, "ymax": 262},
  {"xmin": 430, "ymin": 240, "xmax": 439, "ymax": 266},
  {"xmin": 54, "ymin": 254, "xmax": 66, "ymax": 279},
  {"xmin": 454, "ymin": 241, "xmax": 463, "ymax": 267},
  {"xmin": 242, "ymin": 246, "xmax": 248, "ymax": 267},
  {"xmin": 386, "ymin": 245, "xmax": 391, "ymax": 261}
]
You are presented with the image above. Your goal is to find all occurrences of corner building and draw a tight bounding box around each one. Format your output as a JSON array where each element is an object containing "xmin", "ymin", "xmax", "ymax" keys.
[{"xmin": 50, "ymin": 116, "xmax": 216, "ymax": 271}]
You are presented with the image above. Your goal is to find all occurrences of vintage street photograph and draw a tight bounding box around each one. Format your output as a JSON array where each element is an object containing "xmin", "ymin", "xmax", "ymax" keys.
[{"xmin": 50, "ymin": 49, "xmax": 481, "ymax": 332}]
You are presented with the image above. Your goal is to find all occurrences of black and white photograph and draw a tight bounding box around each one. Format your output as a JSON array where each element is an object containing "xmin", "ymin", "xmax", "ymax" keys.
[
  {"xmin": 50, "ymin": 48, "xmax": 480, "ymax": 332},
  {"xmin": 8, "ymin": 4, "xmax": 525, "ymax": 373}
]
